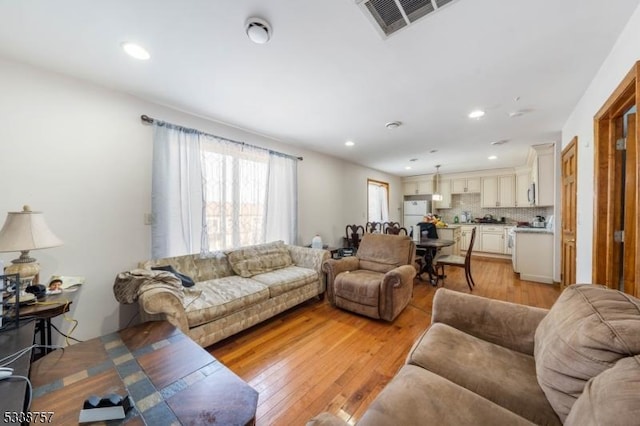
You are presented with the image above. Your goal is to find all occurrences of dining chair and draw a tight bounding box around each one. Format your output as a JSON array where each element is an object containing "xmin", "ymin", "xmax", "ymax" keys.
[
  {"xmin": 382, "ymin": 221, "xmax": 400, "ymax": 233},
  {"xmin": 345, "ymin": 224, "xmax": 365, "ymax": 250},
  {"xmin": 415, "ymin": 222, "xmax": 438, "ymax": 275},
  {"xmin": 434, "ymin": 227, "xmax": 477, "ymax": 290},
  {"xmin": 365, "ymin": 222, "xmax": 382, "ymax": 233},
  {"xmin": 384, "ymin": 224, "xmax": 408, "ymax": 235}
]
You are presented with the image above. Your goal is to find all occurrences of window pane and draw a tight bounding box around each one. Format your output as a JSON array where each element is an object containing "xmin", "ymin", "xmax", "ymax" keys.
[{"xmin": 202, "ymin": 144, "xmax": 268, "ymax": 251}]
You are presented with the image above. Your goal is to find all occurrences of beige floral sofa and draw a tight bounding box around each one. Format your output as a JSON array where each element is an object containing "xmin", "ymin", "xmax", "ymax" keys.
[
  {"xmin": 308, "ymin": 284, "xmax": 640, "ymax": 425},
  {"xmin": 126, "ymin": 241, "xmax": 328, "ymax": 348}
]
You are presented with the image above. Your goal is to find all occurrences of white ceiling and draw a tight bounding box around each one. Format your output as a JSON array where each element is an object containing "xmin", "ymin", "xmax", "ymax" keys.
[{"xmin": 1, "ymin": 0, "xmax": 638, "ymax": 176}]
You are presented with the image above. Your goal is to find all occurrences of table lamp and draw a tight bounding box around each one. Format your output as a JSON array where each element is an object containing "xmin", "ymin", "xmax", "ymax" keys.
[{"xmin": 0, "ymin": 205, "xmax": 63, "ymax": 287}]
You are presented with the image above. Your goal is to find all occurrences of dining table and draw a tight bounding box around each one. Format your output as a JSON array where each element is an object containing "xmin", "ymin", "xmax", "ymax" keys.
[{"xmin": 416, "ymin": 237, "xmax": 455, "ymax": 285}]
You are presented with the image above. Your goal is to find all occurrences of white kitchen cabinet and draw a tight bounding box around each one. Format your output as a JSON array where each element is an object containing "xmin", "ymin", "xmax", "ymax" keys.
[
  {"xmin": 531, "ymin": 146, "xmax": 554, "ymax": 207},
  {"xmin": 479, "ymin": 226, "xmax": 505, "ymax": 254},
  {"xmin": 437, "ymin": 227, "xmax": 461, "ymax": 256},
  {"xmin": 403, "ymin": 178, "xmax": 433, "ymax": 196},
  {"xmin": 515, "ymin": 231, "xmax": 553, "ymax": 283},
  {"xmin": 451, "ymin": 177, "xmax": 481, "ymax": 194},
  {"xmin": 515, "ymin": 168, "xmax": 531, "ymax": 207},
  {"xmin": 460, "ymin": 225, "xmax": 478, "ymax": 252},
  {"xmin": 481, "ymin": 175, "xmax": 515, "ymax": 208},
  {"xmin": 433, "ymin": 179, "xmax": 451, "ymax": 209}
]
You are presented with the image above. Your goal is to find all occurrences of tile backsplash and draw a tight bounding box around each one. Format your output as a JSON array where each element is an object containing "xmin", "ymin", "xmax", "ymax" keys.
[{"xmin": 435, "ymin": 193, "xmax": 554, "ymax": 224}]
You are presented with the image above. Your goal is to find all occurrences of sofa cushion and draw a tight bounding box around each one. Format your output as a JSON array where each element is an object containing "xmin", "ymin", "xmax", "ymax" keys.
[
  {"xmin": 183, "ymin": 276, "xmax": 269, "ymax": 327},
  {"xmin": 356, "ymin": 365, "xmax": 536, "ymax": 426},
  {"xmin": 356, "ymin": 233, "xmax": 413, "ymax": 274},
  {"xmin": 565, "ymin": 356, "xmax": 640, "ymax": 426},
  {"xmin": 534, "ymin": 284, "xmax": 640, "ymax": 422},
  {"xmin": 407, "ymin": 322, "xmax": 560, "ymax": 426},
  {"xmin": 251, "ymin": 265, "xmax": 318, "ymax": 298},
  {"xmin": 334, "ymin": 270, "xmax": 383, "ymax": 307},
  {"xmin": 225, "ymin": 240, "xmax": 293, "ymax": 278}
]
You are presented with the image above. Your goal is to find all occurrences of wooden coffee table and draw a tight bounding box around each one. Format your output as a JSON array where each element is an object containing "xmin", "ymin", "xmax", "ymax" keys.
[{"xmin": 30, "ymin": 321, "xmax": 258, "ymax": 425}]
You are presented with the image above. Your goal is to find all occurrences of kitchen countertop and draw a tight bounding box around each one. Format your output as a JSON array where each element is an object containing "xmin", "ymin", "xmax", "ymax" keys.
[
  {"xmin": 448, "ymin": 222, "xmax": 512, "ymax": 227},
  {"xmin": 512, "ymin": 227, "xmax": 553, "ymax": 234}
]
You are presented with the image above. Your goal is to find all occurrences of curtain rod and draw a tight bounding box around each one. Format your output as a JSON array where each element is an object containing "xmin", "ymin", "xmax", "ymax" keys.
[{"xmin": 140, "ymin": 114, "xmax": 303, "ymax": 161}]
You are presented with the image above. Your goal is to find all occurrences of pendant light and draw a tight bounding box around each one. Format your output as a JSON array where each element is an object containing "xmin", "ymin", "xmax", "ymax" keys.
[{"xmin": 432, "ymin": 165, "xmax": 443, "ymax": 201}]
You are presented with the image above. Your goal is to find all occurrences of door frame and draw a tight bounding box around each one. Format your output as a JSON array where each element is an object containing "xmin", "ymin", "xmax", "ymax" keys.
[
  {"xmin": 561, "ymin": 137, "xmax": 577, "ymax": 290},
  {"xmin": 592, "ymin": 61, "xmax": 640, "ymax": 295}
]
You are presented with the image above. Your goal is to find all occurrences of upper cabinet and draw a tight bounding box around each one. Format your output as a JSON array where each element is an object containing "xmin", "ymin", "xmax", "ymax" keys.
[
  {"xmin": 530, "ymin": 144, "xmax": 555, "ymax": 207},
  {"xmin": 403, "ymin": 176, "xmax": 433, "ymax": 196},
  {"xmin": 481, "ymin": 175, "xmax": 516, "ymax": 208},
  {"xmin": 403, "ymin": 144, "xmax": 554, "ymax": 208},
  {"xmin": 451, "ymin": 177, "xmax": 481, "ymax": 194}
]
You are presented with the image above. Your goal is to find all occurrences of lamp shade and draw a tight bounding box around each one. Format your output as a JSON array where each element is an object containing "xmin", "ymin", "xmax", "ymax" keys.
[{"xmin": 0, "ymin": 205, "xmax": 63, "ymax": 253}]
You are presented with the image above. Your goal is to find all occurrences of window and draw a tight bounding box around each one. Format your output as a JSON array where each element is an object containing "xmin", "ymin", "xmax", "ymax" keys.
[
  {"xmin": 202, "ymin": 144, "xmax": 268, "ymax": 251},
  {"xmin": 151, "ymin": 123, "xmax": 298, "ymax": 258},
  {"xmin": 367, "ymin": 179, "xmax": 389, "ymax": 223}
]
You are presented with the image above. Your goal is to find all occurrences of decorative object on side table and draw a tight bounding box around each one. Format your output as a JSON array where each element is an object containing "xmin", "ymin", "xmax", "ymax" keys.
[{"xmin": 0, "ymin": 205, "xmax": 63, "ymax": 289}]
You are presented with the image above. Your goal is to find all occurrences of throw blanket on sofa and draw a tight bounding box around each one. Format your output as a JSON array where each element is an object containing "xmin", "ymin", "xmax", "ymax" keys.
[{"xmin": 113, "ymin": 269, "xmax": 183, "ymax": 304}]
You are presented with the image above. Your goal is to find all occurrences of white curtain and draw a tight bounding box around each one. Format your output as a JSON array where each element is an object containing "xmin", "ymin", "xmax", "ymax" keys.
[
  {"xmin": 151, "ymin": 124, "xmax": 205, "ymax": 258},
  {"xmin": 265, "ymin": 153, "xmax": 297, "ymax": 244},
  {"xmin": 151, "ymin": 123, "xmax": 299, "ymax": 257}
]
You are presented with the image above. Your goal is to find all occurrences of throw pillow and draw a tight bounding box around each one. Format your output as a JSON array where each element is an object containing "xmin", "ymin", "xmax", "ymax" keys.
[
  {"xmin": 225, "ymin": 241, "xmax": 293, "ymax": 278},
  {"xmin": 151, "ymin": 265, "xmax": 195, "ymax": 287},
  {"xmin": 534, "ymin": 284, "xmax": 640, "ymax": 422}
]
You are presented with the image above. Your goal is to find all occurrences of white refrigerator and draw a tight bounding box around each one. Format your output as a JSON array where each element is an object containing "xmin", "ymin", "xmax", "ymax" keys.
[{"xmin": 403, "ymin": 200, "xmax": 431, "ymax": 231}]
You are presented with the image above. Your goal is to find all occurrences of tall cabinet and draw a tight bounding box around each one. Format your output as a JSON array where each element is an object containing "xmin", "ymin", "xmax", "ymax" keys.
[{"xmin": 530, "ymin": 144, "xmax": 555, "ymax": 207}]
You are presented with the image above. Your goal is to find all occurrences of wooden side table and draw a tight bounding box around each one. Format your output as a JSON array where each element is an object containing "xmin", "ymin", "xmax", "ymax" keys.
[{"xmin": 19, "ymin": 291, "xmax": 76, "ymax": 359}]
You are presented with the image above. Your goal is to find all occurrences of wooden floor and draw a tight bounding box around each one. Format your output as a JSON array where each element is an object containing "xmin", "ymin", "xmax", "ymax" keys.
[{"xmin": 207, "ymin": 257, "xmax": 561, "ymax": 426}]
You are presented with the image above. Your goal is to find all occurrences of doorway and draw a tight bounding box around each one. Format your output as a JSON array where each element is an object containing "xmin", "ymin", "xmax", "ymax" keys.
[{"xmin": 593, "ymin": 61, "xmax": 640, "ymax": 297}]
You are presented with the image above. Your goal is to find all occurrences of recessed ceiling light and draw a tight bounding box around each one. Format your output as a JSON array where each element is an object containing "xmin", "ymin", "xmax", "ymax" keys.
[
  {"xmin": 121, "ymin": 42, "xmax": 150, "ymax": 60},
  {"xmin": 468, "ymin": 110, "xmax": 485, "ymax": 119},
  {"xmin": 405, "ymin": 166, "xmax": 412, "ymax": 170},
  {"xmin": 509, "ymin": 110, "xmax": 525, "ymax": 118},
  {"xmin": 385, "ymin": 121, "xmax": 401, "ymax": 129},
  {"xmin": 345, "ymin": 141, "xmax": 355, "ymax": 147},
  {"xmin": 245, "ymin": 17, "xmax": 272, "ymax": 44},
  {"xmin": 488, "ymin": 155, "xmax": 498, "ymax": 160},
  {"xmin": 491, "ymin": 139, "xmax": 509, "ymax": 146}
]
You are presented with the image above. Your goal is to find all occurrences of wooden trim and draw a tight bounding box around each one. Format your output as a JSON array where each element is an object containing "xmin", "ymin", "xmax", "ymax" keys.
[
  {"xmin": 561, "ymin": 137, "xmax": 577, "ymax": 289},
  {"xmin": 595, "ymin": 62, "xmax": 639, "ymax": 119},
  {"xmin": 592, "ymin": 61, "xmax": 640, "ymax": 291},
  {"xmin": 624, "ymin": 113, "xmax": 637, "ymax": 295},
  {"xmin": 367, "ymin": 178, "xmax": 390, "ymax": 223}
]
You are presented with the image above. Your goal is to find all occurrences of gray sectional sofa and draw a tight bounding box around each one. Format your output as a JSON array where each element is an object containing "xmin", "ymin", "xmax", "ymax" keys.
[{"xmin": 308, "ymin": 285, "xmax": 640, "ymax": 425}]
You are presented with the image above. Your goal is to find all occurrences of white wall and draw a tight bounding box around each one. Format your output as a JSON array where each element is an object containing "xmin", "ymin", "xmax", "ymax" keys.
[
  {"xmin": 561, "ymin": 4, "xmax": 640, "ymax": 282},
  {"xmin": 0, "ymin": 58, "xmax": 400, "ymax": 341}
]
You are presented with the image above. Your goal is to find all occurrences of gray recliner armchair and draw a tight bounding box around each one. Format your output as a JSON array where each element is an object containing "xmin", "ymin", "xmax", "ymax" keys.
[{"xmin": 322, "ymin": 233, "xmax": 416, "ymax": 321}]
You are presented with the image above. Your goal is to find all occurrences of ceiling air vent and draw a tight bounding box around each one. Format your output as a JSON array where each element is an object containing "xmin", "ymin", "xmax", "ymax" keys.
[{"xmin": 357, "ymin": 0, "xmax": 459, "ymax": 38}]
